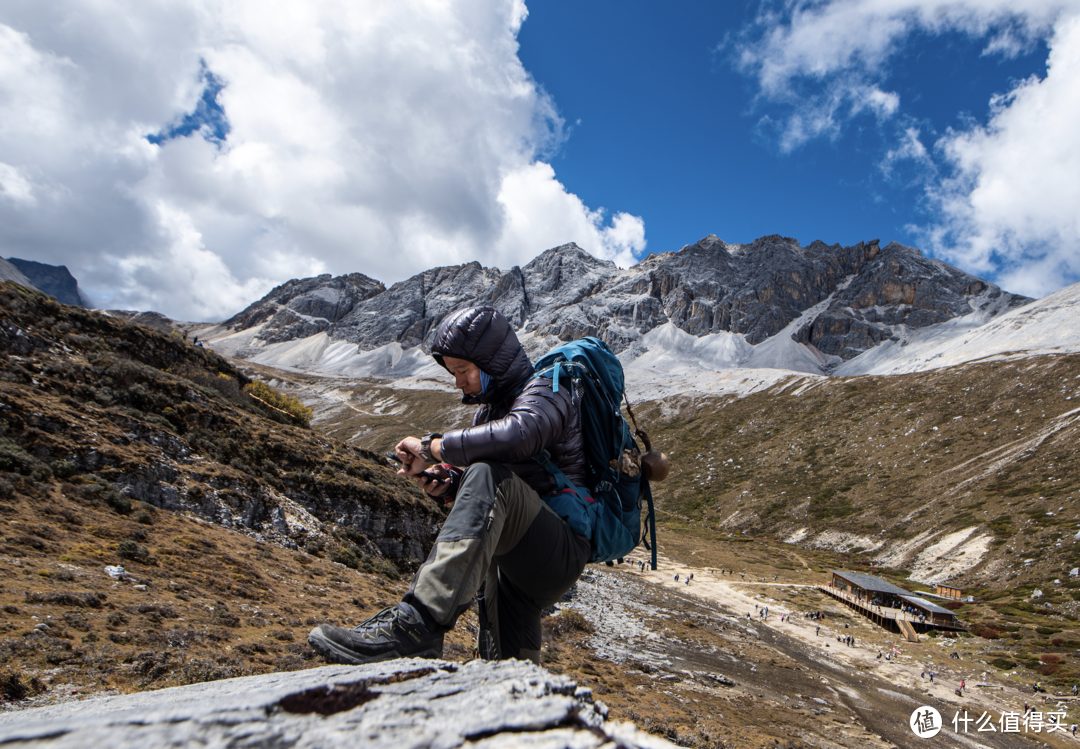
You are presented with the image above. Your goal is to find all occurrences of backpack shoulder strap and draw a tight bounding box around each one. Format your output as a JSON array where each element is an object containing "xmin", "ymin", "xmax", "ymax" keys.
[{"xmin": 533, "ymin": 450, "xmax": 577, "ymax": 494}]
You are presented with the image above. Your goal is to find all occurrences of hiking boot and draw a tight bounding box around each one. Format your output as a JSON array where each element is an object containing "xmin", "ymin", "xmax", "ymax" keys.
[{"xmin": 307, "ymin": 602, "xmax": 443, "ymax": 664}]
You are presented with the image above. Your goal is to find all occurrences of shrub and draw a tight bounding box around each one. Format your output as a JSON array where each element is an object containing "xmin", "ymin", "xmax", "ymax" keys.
[
  {"xmin": 969, "ymin": 623, "xmax": 1001, "ymax": 640},
  {"xmin": 0, "ymin": 671, "xmax": 47, "ymax": 701},
  {"xmin": 243, "ymin": 381, "xmax": 312, "ymax": 428},
  {"xmin": 548, "ymin": 608, "xmax": 595, "ymax": 635},
  {"xmin": 50, "ymin": 460, "xmax": 78, "ymax": 480},
  {"xmin": 990, "ymin": 658, "xmax": 1016, "ymax": 670},
  {"xmin": 0, "ymin": 438, "xmax": 41, "ymax": 476},
  {"xmin": 26, "ymin": 591, "xmax": 104, "ymax": 608},
  {"xmin": 117, "ymin": 540, "xmax": 149, "ymax": 562},
  {"xmin": 329, "ymin": 545, "xmax": 360, "ymax": 569}
]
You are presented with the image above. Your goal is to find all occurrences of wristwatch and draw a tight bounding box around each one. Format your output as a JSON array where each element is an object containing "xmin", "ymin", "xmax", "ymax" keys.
[{"xmin": 419, "ymin": 433, "xmax": 442, "ymax": 463}]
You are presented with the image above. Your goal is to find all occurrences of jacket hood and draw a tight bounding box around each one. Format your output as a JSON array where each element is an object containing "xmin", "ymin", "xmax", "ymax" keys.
[{"xmin": 430, "ymin": 306, "xmax": 533, "ymax": 405}]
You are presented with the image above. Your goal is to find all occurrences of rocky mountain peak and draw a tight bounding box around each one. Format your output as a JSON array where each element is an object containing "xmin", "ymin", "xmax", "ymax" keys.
[
  {"xmin": 4, "ymin": 257, "xmax": 85, "ymax": 306},
  {"xmin": 224, "ymin": 271, "xmax": 386, "ymax": 344},
  {"xmin": 220, "ymin": 234, "xmax": 1032, "ymax": 366}
]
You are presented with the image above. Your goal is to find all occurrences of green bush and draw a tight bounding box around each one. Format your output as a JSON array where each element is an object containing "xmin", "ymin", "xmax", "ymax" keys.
[
  {"xmin": 244, "ymin": 381, "xmax": 312, "ymax": 427},
  {"xmin": 329, "ymin": 545, "xmax": 361, "ymax": 569},
  {"xmin": 0, "ymin": 437, "xmax": 39, "ymax": 475},
  {"xmin": 50, "ymin": 460, "xmax": 78, "ymax": 479},
  {"xmin": 117, "ymin": 540, "xmax": 149, "ymax": 562}
]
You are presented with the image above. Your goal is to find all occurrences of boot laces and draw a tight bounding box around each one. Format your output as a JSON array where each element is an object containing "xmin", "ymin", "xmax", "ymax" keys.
[{"xmin": 352, "ymin": 605, "xmax": 401, "ymax": 633}]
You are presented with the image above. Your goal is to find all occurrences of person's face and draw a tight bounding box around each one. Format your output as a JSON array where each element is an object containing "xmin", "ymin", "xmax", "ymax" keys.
[{"xmin": 443, "ymin": 356, "xmax": 482, "ymax": 396}]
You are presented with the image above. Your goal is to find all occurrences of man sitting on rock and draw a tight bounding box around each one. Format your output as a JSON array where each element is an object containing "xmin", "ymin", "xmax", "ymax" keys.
[{"xmin": 309, "ymin": 306, "xmax": 590, "ymax": 664}]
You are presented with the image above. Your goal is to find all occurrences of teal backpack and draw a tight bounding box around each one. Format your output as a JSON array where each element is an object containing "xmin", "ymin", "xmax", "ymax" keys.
[{"xmin": 529, "ymin": 337, "xmax": 657, "ymax": 569}]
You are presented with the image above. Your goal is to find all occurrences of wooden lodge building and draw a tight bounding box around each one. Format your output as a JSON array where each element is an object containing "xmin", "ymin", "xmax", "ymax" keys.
[{"xmin": 821, "ymin": 570, "xmax": 964, "ymax": 637}]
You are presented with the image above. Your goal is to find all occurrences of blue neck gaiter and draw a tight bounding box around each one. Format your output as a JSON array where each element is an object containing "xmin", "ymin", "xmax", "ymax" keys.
[{"xmin": 480, "ymin": 370, "xmax": 494, "ymax": 394}]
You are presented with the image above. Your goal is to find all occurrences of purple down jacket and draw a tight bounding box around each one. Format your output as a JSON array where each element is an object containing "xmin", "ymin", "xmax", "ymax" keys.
[{"xmin": 431, "ymin": 306, "xmax": 586, "ymax": 496}]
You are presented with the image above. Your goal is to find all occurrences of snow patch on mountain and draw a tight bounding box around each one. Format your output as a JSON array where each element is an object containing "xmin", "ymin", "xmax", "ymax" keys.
[
  {"xmin": 907, "ymin": 528, "xmax": 994, "ymax": 585},
  {"xmin": 837, "ymin": 281, "xmax": 1080, "ymax": 376},
  {"xmin": 872, "ymin": 530, "xmax": 937, "ymax": 569},
  {"xmin": 618, "ymin": 322, "xmax": 829, "ymax": 400},
  {"xmin": 804, "ymin": 530, "xmax": 884, "ymax": 554}
]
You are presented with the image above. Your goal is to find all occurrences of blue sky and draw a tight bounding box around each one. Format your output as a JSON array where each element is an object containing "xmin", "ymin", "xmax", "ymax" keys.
[
  {"xmin": 0, "ymin": 1, "xmax": 1077, "ymax": 320},
  {"xmin": 516, "ymin": 1, "xmax": 1048, "ymax": 259}
]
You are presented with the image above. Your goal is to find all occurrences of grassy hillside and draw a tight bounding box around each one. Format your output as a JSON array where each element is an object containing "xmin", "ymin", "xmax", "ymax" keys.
[
  {"xmin": 0, "ymin": 283, "xmax": 461, "ymax": 701},
  {"xmin": 635, "ymin": 354, "xmax": 1080, "ymax": 592}
]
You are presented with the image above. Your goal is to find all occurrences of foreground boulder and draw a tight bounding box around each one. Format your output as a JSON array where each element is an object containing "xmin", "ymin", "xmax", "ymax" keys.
[{"xmin": 0, "ymin": 659, "xmax": 674, "ymax": 748}]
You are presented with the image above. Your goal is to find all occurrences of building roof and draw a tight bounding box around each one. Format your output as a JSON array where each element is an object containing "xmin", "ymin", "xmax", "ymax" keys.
[
  {"xmin": 900, "ymin": 595, "xmax": 957, "ymax": 617},
  {"xmin": 830, "ymin": 570, "xmax": 912, "ymax": 597}
]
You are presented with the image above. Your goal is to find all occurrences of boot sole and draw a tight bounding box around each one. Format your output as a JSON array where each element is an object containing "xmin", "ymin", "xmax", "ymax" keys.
[{"xmin": 307, "ymin": 626, "xmax": 442, "ymax": 665}]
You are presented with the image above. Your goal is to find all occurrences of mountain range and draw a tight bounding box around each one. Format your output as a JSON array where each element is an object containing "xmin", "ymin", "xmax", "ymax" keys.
[{"xmin": 197, "ymin": 235, "xmax": 1080, "ymax": 399}]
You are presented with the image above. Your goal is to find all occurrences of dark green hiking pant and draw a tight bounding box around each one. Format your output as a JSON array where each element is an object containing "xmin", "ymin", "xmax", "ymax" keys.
[{"xmin": 403, "ymin": 461, "xmax": 590, "ymax": 663}]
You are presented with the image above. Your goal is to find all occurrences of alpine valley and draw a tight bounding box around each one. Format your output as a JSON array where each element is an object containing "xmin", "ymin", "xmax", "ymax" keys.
[
  {"xmin": 3, "ymin": 234, "xmax": 1080, "ymax": 748},
  {"xmin": 196, "ymin": 234, "xmax": 1080, "ymax": 592}
]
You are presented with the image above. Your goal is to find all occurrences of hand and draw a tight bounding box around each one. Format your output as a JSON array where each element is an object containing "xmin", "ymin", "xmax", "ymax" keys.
[
  {"xmin": 393, "ymin": 437, "xmax": 428, "ymax": 476},
  {"xmin": 417, "ymin": 463, "xmax": 452, "ymax": 497}
]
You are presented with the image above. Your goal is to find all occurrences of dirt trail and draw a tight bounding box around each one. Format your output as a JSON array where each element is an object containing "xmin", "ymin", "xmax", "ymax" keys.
[{"xmin": 609, "ymin": 551, "xmax": 1076, "ymax": 748}]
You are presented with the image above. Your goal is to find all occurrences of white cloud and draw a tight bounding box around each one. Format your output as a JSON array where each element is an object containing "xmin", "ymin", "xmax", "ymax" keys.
[
  {"xmin": 0, "ymin": 163, "xmax": 34, "ymax": 205},
  {"xmin": 734, "ymin": 1, "xmax": 1080, "ymax": 297},
  {"xmin": 923, "ymin": 13, "xmax": 1080, "ymax": 297},
  {"xmin": 0, "ymin": 0, "xmax": 646, "ymax": 320},
  {"xmin": 880, "ymin": 126, "xmax": 933, "ymax": 180}
]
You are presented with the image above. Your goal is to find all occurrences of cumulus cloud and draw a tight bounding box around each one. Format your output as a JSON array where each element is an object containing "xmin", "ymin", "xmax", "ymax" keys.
[
  {"xmin": 0, "ymin": 0, "xmax": 646, "ymax": 320},
  {"xmin": 733, "ymin": 1, "xmax": 1080, "ymax": 297},
  {"xmin": 923, "ymin": 13, "xmax": 1080, "ymax": 296}
]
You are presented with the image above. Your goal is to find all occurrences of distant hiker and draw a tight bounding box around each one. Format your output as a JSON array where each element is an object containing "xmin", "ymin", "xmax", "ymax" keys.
[
  {"xmin": 308, "ymin": 307, "xmax": 594, "ymax": 665},
  {"xmin": 689, "ymin": 573, "xmax": 694, "ymax": 582},
  {"xmin": 685, "ymin": 577, "xmax": 689, "ymax": 585},
  {"xmin": 877, "ymin": 652, "xmax": 882, "ymax": 660},
  {"xmin": 196, "ymin": 341, "xmax": 204, "ymax": 347},
  {"xmin": 960, "ymin": 679, "xmax": 965, "ymax": 689},
  {"xmin": 929, "ymin": 671, "xmax": 934, "ymax": 683},
  {"xmin": 675, "ymin": 573, "xmax": 680, "ymax": 582},
  {"xmin": 816, "ymin": 626, "xmax": 820, "ymax": 636},
  {"xmin": 1071, "ymin": 723, "xmax": 1076, "ymax": 737},
  {"xmin": 193, "ymin": 335, "xmax": 198, "ymax": 344},
  {"xmin": 1074, "ymin": 683, "xmax": 1078, "ymax": 696},
  {"xmin": 921, "ymin": 671, "xmax": 925, "ymax": 680}
]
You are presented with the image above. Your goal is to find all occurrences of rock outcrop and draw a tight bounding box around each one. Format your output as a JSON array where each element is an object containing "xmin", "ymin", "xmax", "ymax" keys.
[
  {"xmin": 0, "ymin": 659, "xmax": 674, "ymax": 748},
  {"xmin": 224, "ymin": 272, "xmax": 387, "ymax": 344},
  {"xmin": 222, "ymin": 235, "xmax": 1031, "ymax": 362},
  {"xmin": 5, "ymin": 258, "xmax": 85, "ymax": 307}
]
